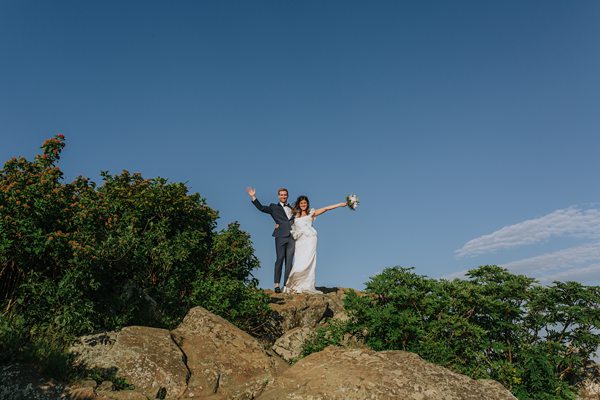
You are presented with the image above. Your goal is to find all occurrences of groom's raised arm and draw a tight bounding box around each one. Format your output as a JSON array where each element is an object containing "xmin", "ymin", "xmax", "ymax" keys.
[
  {"xmin": 252, "ymin": 197, "xmax": 272, "ymax": 214},
  {"xmin": 247, "ymin": 187, "xmax": 272, "ymax": 214}
]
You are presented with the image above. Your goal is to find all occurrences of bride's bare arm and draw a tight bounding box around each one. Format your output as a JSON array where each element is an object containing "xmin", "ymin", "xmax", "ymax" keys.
[{"xmin": 313, "ymin": 202, "xmax": 347, "ymax": 217}]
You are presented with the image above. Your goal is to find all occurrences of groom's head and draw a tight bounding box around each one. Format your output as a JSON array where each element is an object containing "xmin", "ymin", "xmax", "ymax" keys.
[{"xmin": 278, "ymin": 188, "xmax": 288, "ymax": 204}]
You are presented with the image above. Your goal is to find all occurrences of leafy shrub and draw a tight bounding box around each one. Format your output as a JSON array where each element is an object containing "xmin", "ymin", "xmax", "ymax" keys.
[
  {"xmin": 0, "ymin": 313, "xmax": 27, "ymax": 363},
  {"xmin": 191, "ymin": 276, "xmax": 272, "ymax": 336},
  {"xmin": 301, "ymin": 319, "xmax": 349, "ymax": 358},
  {"xmin": 189, "ymin": 222, "xmax": 276, "ymax": 338},
  {"xmin": 0, "ymin": 135, "xmax": 269, "ymax": 373},
  {"xmin": 308, "ymin": 266, "xmax": 599, "ymax": 399}
]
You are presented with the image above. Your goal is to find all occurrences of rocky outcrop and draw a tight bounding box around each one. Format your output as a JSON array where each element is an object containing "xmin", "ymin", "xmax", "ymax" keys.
[
  {"xmin": 171, "ymin": 306, "xmax": 288, "ymax": 399},
  {"xmin": 268, "ymin": 287, "xmax": 348, "ymax": 333},
  {"xmin": 259, "ymin": 346, "xmax": 517, "ymax": 400},
  {"xmin": 70, "ymin": 326, "xmax": 189, "ymax": 399},
  {"xmin": 69, "ymin": 306, "xmax": 288, "ymax": 400},
  {"xmin": 268, "ymin": 287, "xmax": 352, "ymax": 361},
  {"xmin": 271, "ymin": 327, "xmax": 314, "ymax": 362},
  {"xmin": 3, "ymin": 290, "xmax": 530, "ymax": 400}
]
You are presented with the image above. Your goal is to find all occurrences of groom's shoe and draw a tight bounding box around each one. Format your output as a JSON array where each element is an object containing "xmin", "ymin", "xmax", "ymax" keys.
[{"xmin": 274, "ymin": 286, "xmax": 281, "ymax": 293}]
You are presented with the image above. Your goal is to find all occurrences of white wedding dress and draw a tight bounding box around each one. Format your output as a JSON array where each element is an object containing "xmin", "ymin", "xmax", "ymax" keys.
[{"xmin": 284, "ymin": 209, "xmax": 322, "ymax": 294}]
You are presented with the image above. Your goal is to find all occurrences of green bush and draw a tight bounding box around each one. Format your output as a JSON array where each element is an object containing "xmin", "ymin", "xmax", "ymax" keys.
[
  {"xmin": 0, "ymin": 135, "xmax": 270, "ymax": 373},
  {"xmin": 301, "ymin": 319, "xmax": 349, "ymax": 358},
  {"xmin": 306, "ymin": 266, "xmax": 599, "ymax": 399},
  {"xmin": 189, "ymin": 222, "xmax": 276, "ymax": 338},
  {"xmin": 191, "ymin": 276, "xmax": 272, "ymax": 336},
  {"xmin": 0, "ymin": 313, "xmax": 27, "ymax": 363}
]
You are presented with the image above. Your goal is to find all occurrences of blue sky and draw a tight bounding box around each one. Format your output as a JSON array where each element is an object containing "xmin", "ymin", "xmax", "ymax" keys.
[{"xmin": 1, "ymin": 0, "xmax": 599, "ymax": 289}]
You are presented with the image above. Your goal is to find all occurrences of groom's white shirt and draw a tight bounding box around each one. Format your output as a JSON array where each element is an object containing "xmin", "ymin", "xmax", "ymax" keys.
[{"xmin": 280, "ymin": 202, "xmax": 292, "ymax": 219}]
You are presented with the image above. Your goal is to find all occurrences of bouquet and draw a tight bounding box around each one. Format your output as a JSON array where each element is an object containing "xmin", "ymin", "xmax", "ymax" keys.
[{"xmin": 346, "ymin": 194, "xmax": 359, "ymax": 210}]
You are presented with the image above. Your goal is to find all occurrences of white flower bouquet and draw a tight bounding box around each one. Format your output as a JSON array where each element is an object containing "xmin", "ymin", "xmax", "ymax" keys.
[{"xmin": 346, "ymin": 194, "xmax": 359, "ymax": 210}]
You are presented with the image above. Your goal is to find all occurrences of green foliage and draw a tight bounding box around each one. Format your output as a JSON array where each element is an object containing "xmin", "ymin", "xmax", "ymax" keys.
[
  {"xmin": 301, "ymin": 319, "xmax": 349, "ymax": 358},
  {"xmin": 0, "ymin": 313, "xmax": 27, "ymax": 362},
  {"xmin": 0, "ymin": 136, "xmax": 269, "ymax": 374},
  {"xmin": 207, "ymin": 222, "xmax": 261, "ymax": 282},
  {"xmin": 188, "ymin": 222, "xmax": 276, "ymax": 337},
  {"xmin": 191, "ymin": 276, "xmax": 273, "ymax": 336},
  {"xmin": 0, "ymin": 312, "xmax": 74, "ymax": 379},
  {"xmin": 26, "ymin": 326, "xmax": 75, "ymax": 381},
  {"xmin": 321, "ymin": 266, "xmax": 599, "ymax": 400}
]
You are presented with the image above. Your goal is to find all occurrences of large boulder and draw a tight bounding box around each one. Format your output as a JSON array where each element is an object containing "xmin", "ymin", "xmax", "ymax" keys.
[
  {"xmin": 271, "ymin": 327, "xmax": 314, "ymax": 362},
  {"xmin": 171, "ymin": 306, "xmax": 287, "ymax": 399},
  {"xmin": 268, "ymin": 287, "xmax": 356, "ymax": 361},
  {"xmin": 258, "ymin": 346, "xmax": 517, "ymax": 400},
  {"xmin": 268, "ymin": 287, "xmax": 350, "ymax": 333},
  {"xmin": 70, "ymin": 326, "xmax": 188, "ymax": 399}
]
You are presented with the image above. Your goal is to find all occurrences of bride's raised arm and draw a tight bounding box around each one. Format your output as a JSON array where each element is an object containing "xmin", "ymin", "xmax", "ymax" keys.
[{"xmin": 313, "ymin": 201, "xmax": 347, "ymax": 217}]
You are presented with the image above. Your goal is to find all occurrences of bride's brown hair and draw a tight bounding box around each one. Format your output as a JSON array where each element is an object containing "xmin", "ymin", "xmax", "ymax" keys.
[{"xmin": 292, "ymin": 195, "xmax": 310, "ymax": 217}]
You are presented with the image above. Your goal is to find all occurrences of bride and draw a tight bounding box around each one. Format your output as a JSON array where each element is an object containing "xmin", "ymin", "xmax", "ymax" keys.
[{"xmin": 284, "ymin": 195, "xmax": 347, "ymax": 294}]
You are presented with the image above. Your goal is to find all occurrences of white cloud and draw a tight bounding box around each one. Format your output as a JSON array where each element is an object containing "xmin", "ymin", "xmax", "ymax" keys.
[
  {"xmin": 504, "ymin": 242, "xmax": 600, "ymax": 275},
  {"xmin": 450, "ymin": 206, "xmax": 600, "ymax": 286},
  {"xmin": 535, "ymin": 264, "xmax": 600, "ymax": 285},
  {"xmin": 456, "ymin": 207, "xmax": 600, "ymax": 257}
]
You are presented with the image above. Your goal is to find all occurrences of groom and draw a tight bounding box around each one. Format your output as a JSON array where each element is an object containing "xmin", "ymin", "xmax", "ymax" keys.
[{"xmin": 246, "ymin": 187, "xmax": 294, "ymax": 293}]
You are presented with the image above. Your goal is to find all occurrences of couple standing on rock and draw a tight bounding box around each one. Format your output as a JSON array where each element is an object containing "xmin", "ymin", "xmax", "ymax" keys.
[{"xmin": 246, "ymin": 187, "xmax": 347, "ymax": 294}]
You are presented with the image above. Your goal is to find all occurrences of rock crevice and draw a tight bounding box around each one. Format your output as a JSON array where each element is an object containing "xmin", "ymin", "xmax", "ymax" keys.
[{"xmin": 168, "ymin": 332, "xmax": 191, "ymax": 387}]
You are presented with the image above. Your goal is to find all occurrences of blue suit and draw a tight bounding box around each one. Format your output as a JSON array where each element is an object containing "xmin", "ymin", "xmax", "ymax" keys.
[{"xmin": 252, "ymin": 198, "xmax": 295, "ymax": 285}]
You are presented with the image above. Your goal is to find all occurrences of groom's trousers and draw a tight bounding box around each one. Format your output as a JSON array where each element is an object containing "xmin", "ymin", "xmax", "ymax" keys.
[{"xmin": 275, "ymin": 235, "xmax": 295, "ymax": 285}]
